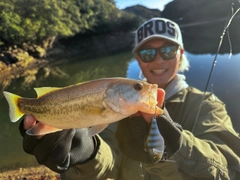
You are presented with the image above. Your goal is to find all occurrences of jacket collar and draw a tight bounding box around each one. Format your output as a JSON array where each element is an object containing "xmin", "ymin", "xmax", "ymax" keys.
[
  {"xmin": 166, "ymin": 88, "xmax": 188, "ymax": 103},
  {"xmin": 164, "ymin": 74, "xmax": 188, "ymax": 101}
]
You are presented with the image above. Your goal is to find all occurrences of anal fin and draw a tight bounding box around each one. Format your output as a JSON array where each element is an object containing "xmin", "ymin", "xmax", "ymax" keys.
[
  {"xmin": 26, "ymin": 122, "xmax": 62, "ymax": 136},
  {"xmin": 88, "ymin": 124, "xmax": 108, "ymax": 136}
]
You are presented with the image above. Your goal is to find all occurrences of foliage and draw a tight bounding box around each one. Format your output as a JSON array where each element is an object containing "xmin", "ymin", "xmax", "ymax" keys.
[
  {"xmin": 0, "ymin": 0, "xmax": 123, "ymax": 46},
  {"xmin": 0, "ymin": 0, "xmax": 81, "ymax": 45},
  {"xmin": 0, "ymin": 0, "xmax": 158, "ymax": 48},
  {"xmin": 84, "ymin": 9, "xmax": 141, "ymax": 35},
  {"xmin": 123, "ymin": 5, "xmax": 161, "ymax": 21}
]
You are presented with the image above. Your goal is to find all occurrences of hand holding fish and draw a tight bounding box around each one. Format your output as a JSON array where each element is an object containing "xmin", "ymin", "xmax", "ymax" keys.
[
  {"xmin": 19, "ymin": 116, "xmax": 98, "ymax": 173},
  {"xmin": 6, "ymin": 77, "xmax": 162, "ymax": 173},
  {"xmin": 116, "ymin": 90, "xmax": 183, "ymax": 163},
  {"xmin": 22, "ymin": 115, "xmax": 36, "ymax": 132}
]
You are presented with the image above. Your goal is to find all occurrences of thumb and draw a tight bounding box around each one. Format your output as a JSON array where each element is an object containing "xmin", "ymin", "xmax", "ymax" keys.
[
  {"xmin": 157, "ymin": 88, "xmax": 165, "ymax": 107},
  {"xmin": 24, "ymin": 115, "xmax": 37, "ymax": 130}
]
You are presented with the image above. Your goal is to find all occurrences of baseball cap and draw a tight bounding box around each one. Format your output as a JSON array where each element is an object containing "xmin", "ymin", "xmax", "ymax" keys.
[{"xmin": 132, "ymin": 18, "xmax": 183, "ymax": 53}]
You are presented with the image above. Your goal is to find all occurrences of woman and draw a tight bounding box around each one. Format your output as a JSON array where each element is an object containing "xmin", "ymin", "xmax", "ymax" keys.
[{"xmin": 20, "ymin": 18, "xmax": 240, "ymax": 179}]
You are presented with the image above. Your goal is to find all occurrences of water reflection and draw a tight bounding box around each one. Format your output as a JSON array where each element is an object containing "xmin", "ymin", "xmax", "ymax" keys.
[{"xmin": 0, "ymin": 51, "xmax": 239, "ymax": 170}]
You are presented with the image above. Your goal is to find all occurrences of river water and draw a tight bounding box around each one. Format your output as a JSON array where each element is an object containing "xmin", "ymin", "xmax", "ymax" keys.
[{"xmin": 0, "ymin": 50, "xmax": 240, "ymax": 170}]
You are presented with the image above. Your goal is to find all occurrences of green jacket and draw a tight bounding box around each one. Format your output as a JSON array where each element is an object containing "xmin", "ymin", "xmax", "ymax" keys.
[{"xmin": 65, "ymin": 87, "xmax": 240, "ymax": 180}]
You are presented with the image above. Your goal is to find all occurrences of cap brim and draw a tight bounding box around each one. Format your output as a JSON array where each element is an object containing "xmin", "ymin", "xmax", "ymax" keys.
[{"xmin": 132, "ymin": 35, "xmax": 183, "ymax": 54}]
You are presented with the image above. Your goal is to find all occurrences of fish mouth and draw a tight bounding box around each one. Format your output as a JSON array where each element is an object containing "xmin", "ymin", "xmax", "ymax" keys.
[
  {"xmin": 148, "ymin": 84, "xmax": 158, "ymax": 106},
  {"xmin": 139, "ymin": 83, "xmax": 163, "ymax": 115},
  {"xmin": 142, "ymin": 84, "xmax": 158, "ymax": 106}
]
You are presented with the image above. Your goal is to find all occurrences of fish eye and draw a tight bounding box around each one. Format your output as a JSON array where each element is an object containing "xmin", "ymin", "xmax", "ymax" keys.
[{"xmin": 134, "ymin": 83, "xmax": 143, "ymax": 91}]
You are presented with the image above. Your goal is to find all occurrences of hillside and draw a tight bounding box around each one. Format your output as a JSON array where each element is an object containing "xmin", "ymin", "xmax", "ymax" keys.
[
  {"xmin": 123, "ymin": 4, "xmax": 161, "ymax": 21},
  {"xmin": 115, "ymin": 1, "xmax": 240, "ymax": 54},
  {"xmin": 161, "ymin": 0, "xmax": 240, "ymax": 54}
]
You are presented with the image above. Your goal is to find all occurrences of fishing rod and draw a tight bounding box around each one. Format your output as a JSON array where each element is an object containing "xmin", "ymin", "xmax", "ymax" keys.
[{"xmin": 192, "ymin": 1, "xmax": 240, "ymax": 133}]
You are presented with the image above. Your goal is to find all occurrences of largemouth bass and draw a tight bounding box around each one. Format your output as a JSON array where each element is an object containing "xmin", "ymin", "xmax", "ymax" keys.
[{"xmin": 3, "ymin": 77, "xmax": 163, "ymax": 136}]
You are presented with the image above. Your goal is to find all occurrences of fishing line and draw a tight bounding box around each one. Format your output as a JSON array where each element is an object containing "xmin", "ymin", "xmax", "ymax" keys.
[{"xmin": 192, "ymin": 1, "xmax": 240, "ymax": 132}]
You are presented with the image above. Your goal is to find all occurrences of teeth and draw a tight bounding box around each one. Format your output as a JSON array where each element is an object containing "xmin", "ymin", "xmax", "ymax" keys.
[
  {"xmin": 152, "ymin": 69, "xmax": 165, "ymax": 74},
  {"xmin": 149, "ymin": 85, "xmax": 158, "ymax": 106}
]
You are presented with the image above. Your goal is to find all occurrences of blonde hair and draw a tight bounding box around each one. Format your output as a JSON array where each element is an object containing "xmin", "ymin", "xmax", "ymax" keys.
[{"xmin": 178, "ymin": 53, "xmax": 190, "ymax": 72}]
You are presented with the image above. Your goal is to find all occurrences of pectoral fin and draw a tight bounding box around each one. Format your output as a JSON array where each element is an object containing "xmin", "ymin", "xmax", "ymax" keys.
[
  {"xmin": 26, "ymin": 122, "xmax": 62, "ymax": 136},
  {"xmin": 88, "ymin": 124, "xmax": 108, "ymax": 136}
]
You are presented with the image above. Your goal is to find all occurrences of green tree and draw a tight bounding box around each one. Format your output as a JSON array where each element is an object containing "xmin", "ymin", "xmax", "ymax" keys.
[
  {"xmin": 0, "ymin": 0, "xmax": 138, "ymax": 48},
  {"xmin": 0, "ymin": 0, "xmax": 82, "ymax": 45}
]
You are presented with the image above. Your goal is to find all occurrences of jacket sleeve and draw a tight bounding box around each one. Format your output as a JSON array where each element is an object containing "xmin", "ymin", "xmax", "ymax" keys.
[
  {"xmin": 171, "ymin": 96, "xmax": 240, "ymax": 179},
  {"xmin": 64, "ymin": 123, "xmax": 122, "ymax": 180}
]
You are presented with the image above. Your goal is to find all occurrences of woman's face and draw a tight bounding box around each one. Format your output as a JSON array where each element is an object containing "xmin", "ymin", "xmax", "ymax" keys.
[{"xmin": 136, "ymin": 38, "xmax": 183, "ymax": 89}]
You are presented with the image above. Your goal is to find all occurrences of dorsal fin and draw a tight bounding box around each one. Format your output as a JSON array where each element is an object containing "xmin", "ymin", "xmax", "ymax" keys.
[{"xmin": 34, "ymin": 87, "xmax": 61, "ymax": 97}]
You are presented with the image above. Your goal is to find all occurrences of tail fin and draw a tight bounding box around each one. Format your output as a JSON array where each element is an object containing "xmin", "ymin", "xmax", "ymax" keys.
[{"xmin": 3, "ymin": 91, "xmax": 24, "ymax": 122}]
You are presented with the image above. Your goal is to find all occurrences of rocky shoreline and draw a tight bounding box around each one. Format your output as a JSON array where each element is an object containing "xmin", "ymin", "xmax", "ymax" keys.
[
  {"xmin": 0, "ymin": 56, "xmax": 48, "ymax": 91},
  {"xmin": 0, "ymin": 43, "xmax": 49, "ymax": 90},
  {"xmin": 0, "ymin": 32, "xmax": 134, "ymax": 178},
  {"xmin": 0, "ymin": 32, "xmax": 134, "ymax": 91}
]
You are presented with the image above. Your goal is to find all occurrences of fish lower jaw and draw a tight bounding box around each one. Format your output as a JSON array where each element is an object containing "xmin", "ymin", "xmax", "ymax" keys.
[{"xmin": 138, "ymin": 103, "xmax": 156, "ymax": 114}]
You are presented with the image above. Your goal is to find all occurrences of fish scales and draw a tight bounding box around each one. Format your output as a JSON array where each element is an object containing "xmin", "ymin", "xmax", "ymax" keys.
[
  {"xmin": 3, "ymin": 77, "xmax": 163, "ymax": 135},
  {"xmin": 18, "ymin": 85, "xmax": 109, "ymax": 128}
]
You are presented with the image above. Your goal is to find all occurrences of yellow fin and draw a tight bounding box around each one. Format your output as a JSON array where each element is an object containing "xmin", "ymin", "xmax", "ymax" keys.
[
  {"xmin": 3, "ymin": 91, "xmax": 24, "ymax": 122},
  {"xmin": 34, "ymin": 87, "xmax": 61, "ymax": 97}
]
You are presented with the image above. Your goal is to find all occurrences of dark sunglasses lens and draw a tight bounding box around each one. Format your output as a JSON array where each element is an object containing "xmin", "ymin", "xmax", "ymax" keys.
[
  {"xmin": 139, "ymin": 49, "xmax": 156, "ymax": 62},
  {"xmin": 160, "ymin": 45, "xmax": 178, "ymax": 60}
]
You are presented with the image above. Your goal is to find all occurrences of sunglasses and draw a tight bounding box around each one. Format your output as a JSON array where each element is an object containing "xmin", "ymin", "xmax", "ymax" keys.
[{"xmin": 137, "ymin": 45, "xmax": 179, "ymax": 63}]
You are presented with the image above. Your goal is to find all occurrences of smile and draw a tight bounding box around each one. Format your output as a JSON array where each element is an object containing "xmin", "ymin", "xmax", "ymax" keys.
[{"xmin": 151, "ymin": 69, "xmax": 167, "ymax": 74}]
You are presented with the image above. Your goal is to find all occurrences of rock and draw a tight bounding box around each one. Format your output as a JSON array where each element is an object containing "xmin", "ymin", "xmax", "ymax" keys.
[
  {"xmin": 0, "ymin": 44, "xmax": 49, "ymax": 90},
  {"xmin": 35, "ymin": 46, "xmax": 46, "ymax": 58},
  {"xmin": 0, "ymin": 61, "xmax": 7, "ymax": 70},
  {"xmin": 3, "ymin": 52, "xmax": 18, "ymax": 64},
  {"xmin": 23, "ymin": 44, "xmax": 46, "ymax": 58},
  {"xmin": 0, "ymin": 54, "xmax": 10, "ymax": 65}
]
